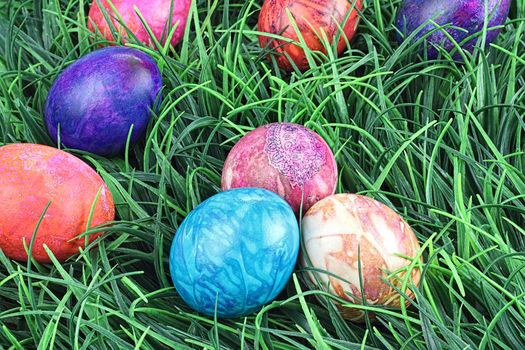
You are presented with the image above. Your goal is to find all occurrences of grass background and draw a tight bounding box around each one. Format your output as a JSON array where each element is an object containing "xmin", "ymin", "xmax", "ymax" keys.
[{"xmin": 1, "ymin": 0, "xmax": 525, "ymax": 349}]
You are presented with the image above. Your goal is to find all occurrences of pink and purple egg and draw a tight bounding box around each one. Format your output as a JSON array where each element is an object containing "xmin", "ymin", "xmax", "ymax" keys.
[
  {"xmin": 396, "ymin": 0, "xmax": 511, "ymax": 59},
  {"xmin": 221, "ymin": 123, "xmax": 337, "ymax": 214}
]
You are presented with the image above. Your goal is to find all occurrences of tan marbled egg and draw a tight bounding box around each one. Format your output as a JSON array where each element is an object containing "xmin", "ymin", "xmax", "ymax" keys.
[{"xmin": 301, "ymin": 193, "xmax": 421, "ymax": 321}]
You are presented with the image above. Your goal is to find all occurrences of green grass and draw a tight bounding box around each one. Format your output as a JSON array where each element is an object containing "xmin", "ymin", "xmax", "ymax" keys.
[{"xmin": 1, "ymin": 0, "xmax": 525, "ymax": 349}]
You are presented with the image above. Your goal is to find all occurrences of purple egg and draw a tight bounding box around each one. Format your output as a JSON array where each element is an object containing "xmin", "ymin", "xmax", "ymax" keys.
[
  {"xmin": 396, "ymin": 0, "xmax": 511, "ymax": 59},
  {"xmin": 45, "ymin": 47, "xmax": 162, "ymax": 156}
]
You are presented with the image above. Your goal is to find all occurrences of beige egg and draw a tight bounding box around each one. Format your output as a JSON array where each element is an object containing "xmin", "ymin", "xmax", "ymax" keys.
[{"xmin": 301, "ymin": 194, "xmax": 421, "ymax": 320}]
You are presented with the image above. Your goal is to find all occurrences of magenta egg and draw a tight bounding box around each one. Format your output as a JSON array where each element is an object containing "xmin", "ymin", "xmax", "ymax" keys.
[{"xmin": 221, "ymin": 123, "xmax": 337, "ymax": 214}]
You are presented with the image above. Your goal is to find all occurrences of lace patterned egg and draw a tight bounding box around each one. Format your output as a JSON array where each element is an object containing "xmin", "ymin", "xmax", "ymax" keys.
[{"xmin": 222, "ymin": 123, "xmax": 337, "ymax": 214}]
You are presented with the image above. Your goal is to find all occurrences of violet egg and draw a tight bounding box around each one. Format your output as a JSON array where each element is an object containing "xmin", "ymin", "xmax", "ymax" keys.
[
  {"xmin": 302, "ymin": 194, "xmax": 421, "ymax": 321},
  {"xmin": 221, "ymin": 122, "xmax": 338, "ymax": 215},
  {"xmin": 396, "ymin": 0, "xmax": 511, "ymax": 59},
  {"xmin": 45, "ymin": 47, "xmax": 162, "ymax": 156}
]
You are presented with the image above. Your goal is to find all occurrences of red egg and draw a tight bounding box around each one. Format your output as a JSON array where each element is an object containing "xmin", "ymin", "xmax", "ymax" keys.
[
  {"xmin": 258, "ymin": 0, "xmax": 363, "ymax": 71},
  {"xmin": 88, "ymin": 0, "xmax": 191, "ymax": 48},
  {"xmin": 0, "ymin": 144, "xmax": 115, "ymax": 263},
  {"xmin": 222, "ymin": 123, "xmax": 337, "ymax": 214},
  {"xmin": 302, "ymin": 194, "xmax": 421, "ymax": 320}
]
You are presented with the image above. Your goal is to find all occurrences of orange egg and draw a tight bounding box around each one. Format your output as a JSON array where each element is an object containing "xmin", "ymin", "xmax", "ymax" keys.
[
  {"xmin": 258, "ymin": 0, "xmax": 362, "ymax": 71},
  {"xmin": 0, "ymin": 144, "xmax": 115, "ymax": 263}
]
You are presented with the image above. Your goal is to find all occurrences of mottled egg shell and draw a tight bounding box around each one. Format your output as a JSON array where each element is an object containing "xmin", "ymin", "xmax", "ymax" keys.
[
  {"xmin": 302, "ymin": 194, "xmax": 421, "ymax": 320},
  {"xmin": 396, "ymin": 0, "xmax": 511, "ymax": 59},
  {"xmin": 170, "ymin": 188, "xmax": 300, "ymax": 318},
  {"xmin": 258, "ymin": 0, "xmax": 362, "ymax": 71},
  {"xmin": 45, "ymin": 47, "xmax": 162, "ymax": 156},
  {"xmin": 0, "ymin": 144, "xmax": 115, "ymax": 263},
  {"xmin": 88, "ymin": 0, "xmax": 191, "ymax": 47},
  {"xmin": 222, "ymin": 123, "xmax": 337, "ymax": 215}
]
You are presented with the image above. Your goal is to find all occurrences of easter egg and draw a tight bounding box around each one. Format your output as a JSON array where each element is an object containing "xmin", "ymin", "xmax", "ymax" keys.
[
  {"xmin": 0, "ymin": 144, "xmax": 115, "ymax": 263},
  {"xmin": 301, "ymin": 194, "xmax": 421, "ymax": 320},
  {"xmin": 88, "ymin": 0, "xmax": 191, "ymax": 47},
  {"xmin": 169, "ymin": 188, "xmax": 300, "ymax": 318},
  {"xmin": 221, "ymin": 123, "xmax": 337, "ymax": 215},
  {"xmin": 396, "ymin": 0, "xmax": 511, "ymax": 59},
  {"xmin": 258, "ymin": 0, "xmax": 362, "ymax": 71},
  {"xmin": 45, "ymin": 47, "xmax": 162, "ymax": 156}
]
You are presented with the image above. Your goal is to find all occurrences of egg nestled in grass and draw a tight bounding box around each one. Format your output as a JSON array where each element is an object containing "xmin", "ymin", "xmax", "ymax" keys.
[
  {"xmin": 258, "ymin": 0, "xmax": 363, "ymax": 71},
  {"xmin": 301, "ymin": 194, "xmax": 421, "ymax": 320},
  {"xmin": 169, "ymin": 188, "xmax": 300, "ymax": 318},
  {"xmin": 45, "ymin": 47, "xmax": 162, "ymax": 157},
  {"xmin": 0, "ymin": 144, "xmax": 115, "ymax": 263},
  {"xmin": 222, "ymin": 123, "xmax": 338, "ymax": 215},
  {"xmin": 396, "ymin": 0, "xmax": 511, "ymax": 59},
  {"xmin": 88, "ymin": 0, "xmax": 191, "ymax": 48}
]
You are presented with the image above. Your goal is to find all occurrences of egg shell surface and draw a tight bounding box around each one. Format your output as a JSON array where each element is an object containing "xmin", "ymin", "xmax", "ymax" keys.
[
  {"xmin": 0, "ymin": 144, "xmax": 115, "ymax": 263},
  {"xmin": 88, "ymin": 0, "xmax": 191, "ymax": 47},
  {"xmin": 222, "ymin": 122, "xmax": 337, "ymax": 215},
  {"xmin": 396, "ymin": 0, "xmax": 511, "ymax": 58},
  {"xmin": 302, "ymin": 193, "xmax": 421, "ymax": 320},
  {"xmin": 258, "ymin": 0, "xmax": 362, "ymax": 70},
  {"xmin": 45, "ymin": 47, "xmax": 162, "ymax": 156},
  {"xmin": 169, "ymin": 188, "xmax": 300, "ymax": 318}
]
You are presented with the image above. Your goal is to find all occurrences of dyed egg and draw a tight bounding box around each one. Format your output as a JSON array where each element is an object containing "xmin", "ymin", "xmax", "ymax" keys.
[
  {"xmin": 0, "ymin": 144, "xmax": 115, "ymax": 263},
  {"xmin": 302, "ymin": 194, "xmax": 421, "ymax": 320},
  {"xmin": 45, "ymin": 47, "xmax": 162, "ymax": 156},
  {"xmin": 221, "ymin": 123, "xmax": 337, "ymax": 215},
  {"xmin": 396, "ymin": 0, "xmax": 511, "ymax": 59},
  {"xmin": 88, "ymin": 0, "xmax": 191, "ymax": 47},
  {"xmin": 258, "ymin": 0, "xmax": 362, "ymax": 71},
  {"xmin": 169, "ymin": 188, "xmax": 300, "ymax": 318}
]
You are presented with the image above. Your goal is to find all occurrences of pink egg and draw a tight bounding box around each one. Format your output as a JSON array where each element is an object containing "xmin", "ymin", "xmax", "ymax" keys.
[
  {"xmin": 88, "ymin": 0, "xmax": 191, "ymax": 48},
  {"xmin": 221, "ymin": 123, "xmax": 337, "ymax": 214},
  {"xmin": 302, "ymin": 194, "xmax": 421, "ymax": 320}
]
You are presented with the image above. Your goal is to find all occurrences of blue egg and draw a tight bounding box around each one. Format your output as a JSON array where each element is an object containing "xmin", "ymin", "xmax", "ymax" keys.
[{"xmin": 169, "ymin": 188, "xmax": 300, "ymax": 318}]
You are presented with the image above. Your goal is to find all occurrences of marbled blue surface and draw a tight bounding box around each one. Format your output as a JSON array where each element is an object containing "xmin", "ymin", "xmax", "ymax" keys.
[
  {"xmin": 396, "ymin": 0, "xmax": 511, "ymax": 59},
  {"xmin": 170, "ymin": 188, "xmax": 300, "ymax": 318},
  {"xmin": 45, "ymin": 47, "xmax": 162, "ymax": 156}
]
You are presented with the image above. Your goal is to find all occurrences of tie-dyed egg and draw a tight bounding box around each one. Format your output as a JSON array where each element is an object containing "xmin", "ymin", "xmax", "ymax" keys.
[
  {"xmin": 301, "ymin": 194, "xmax": 421, "ymax": 320},
  {"xmin": 258, "ymin": 0, "xmax": 362, "ymax": 71},
  {"xmin": 0, "ymin": 144, "xmax": 115, "ymax": 263},
  {"xmin": 45, "ymin": 47, "xmax": 162, "ymax": 157},
  {"xmin": 88, "ymin": 0, "xmax": 191, "ymax": 48},
  {"xmin": 170, "ymin": 188, "xmax": 300, "ymax": 318},
  {"xmin": 396, "ymin": 0, "xmax": 511, "ymax": 59},
  {"xmin": 221, "ymin": 123, "xmax": 337, "ymax": 215}
]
